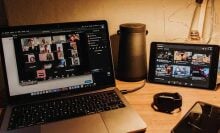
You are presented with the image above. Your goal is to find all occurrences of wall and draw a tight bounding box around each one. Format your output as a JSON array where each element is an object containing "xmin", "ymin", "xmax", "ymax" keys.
[{"xmin": 4, "ymin": 0, "xmax": 220, "ymax": 60}]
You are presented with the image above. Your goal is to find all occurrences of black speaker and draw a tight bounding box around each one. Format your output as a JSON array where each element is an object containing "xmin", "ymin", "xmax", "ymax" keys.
[{"xmin": 117, "ymin": 23, "xmax": 147, "ymax": 82}]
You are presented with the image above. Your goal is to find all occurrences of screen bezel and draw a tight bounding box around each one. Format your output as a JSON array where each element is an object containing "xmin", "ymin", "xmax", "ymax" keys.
[
  {"xmin": 148, "ymin": 42, "xmax": 219, "ymax": 90},
  {"xmin": 0, "ymin": 20, "xmax": 116, "ymax": 105}
]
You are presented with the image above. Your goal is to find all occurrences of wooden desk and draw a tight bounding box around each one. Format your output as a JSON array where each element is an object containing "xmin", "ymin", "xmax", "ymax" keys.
[
  {"xmin": 1, "ymin": 80, "xmax": 220, "ymax": 133},
  {"xmin": 116, "ymin": 80, "xmax": 220, "ymax": 133}
]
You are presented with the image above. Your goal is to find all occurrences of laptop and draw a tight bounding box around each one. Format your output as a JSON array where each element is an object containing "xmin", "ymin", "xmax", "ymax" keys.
[{"xmin": 0, "ymin": 20, "xmax": 146, "ymax": 133}]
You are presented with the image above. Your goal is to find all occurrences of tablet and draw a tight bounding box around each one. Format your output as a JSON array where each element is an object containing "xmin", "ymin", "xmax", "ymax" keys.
[
  {"xmin": 171, "ymin": 101, "xmax": 220, "ymax": 133},
  {"xmin": 148, "ymin": 42, "xmax": 219, "ymax": 90}
]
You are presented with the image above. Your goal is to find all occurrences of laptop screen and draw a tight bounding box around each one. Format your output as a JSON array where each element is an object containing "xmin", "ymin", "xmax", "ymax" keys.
[{"xmin": 0, "ymin": 20, "xmax": 115, "ymax": 98}]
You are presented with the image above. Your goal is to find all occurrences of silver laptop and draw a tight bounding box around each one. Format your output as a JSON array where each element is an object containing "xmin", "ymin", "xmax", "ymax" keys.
[{"xmin": 0, "ymin": 20, "xmax": 146, "ymax": 133}]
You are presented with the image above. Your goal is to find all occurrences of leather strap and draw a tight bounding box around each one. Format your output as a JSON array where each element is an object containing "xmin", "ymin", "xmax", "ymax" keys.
[{"xmin": 152, "ymin": 92, "xmax": 182, "ymax": 114}]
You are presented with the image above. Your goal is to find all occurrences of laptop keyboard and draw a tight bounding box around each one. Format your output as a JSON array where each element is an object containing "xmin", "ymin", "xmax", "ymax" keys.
[{"xmin": 8, "ymin": 90, "xmax": 125, "ymax": 130}]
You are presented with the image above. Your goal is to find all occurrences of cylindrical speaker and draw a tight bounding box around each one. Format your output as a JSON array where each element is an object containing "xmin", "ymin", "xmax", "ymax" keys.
[{"xmin": 117, "ymin": 23, "xmax": 147, "ymax": 82}]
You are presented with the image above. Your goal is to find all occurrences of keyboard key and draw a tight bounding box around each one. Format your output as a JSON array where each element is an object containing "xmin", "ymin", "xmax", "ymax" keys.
[{"xmin": 8, "ymin": 90, "xmax": 125, "ymax": 130}]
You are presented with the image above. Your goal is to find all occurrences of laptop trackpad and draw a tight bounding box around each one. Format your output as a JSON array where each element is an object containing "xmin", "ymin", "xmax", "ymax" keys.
[{"xmin": 41, "ymin": 114, "xmax": 108, "ymax": 133}]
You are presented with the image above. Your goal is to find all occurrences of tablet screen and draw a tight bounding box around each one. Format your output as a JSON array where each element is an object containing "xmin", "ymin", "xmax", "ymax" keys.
[{"xmin": 148, "ymin": 42, "xmax": 219, "ymax": 90}]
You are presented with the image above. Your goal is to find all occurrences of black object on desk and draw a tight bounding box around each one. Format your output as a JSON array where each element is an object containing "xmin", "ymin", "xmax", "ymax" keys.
[
  {"xmin": 117, "ymin": 23, "xmax": 148, "ymax": 82},
  {"xmin": 172, "ymin": 101, "xmax": 220, "ymax": 133},
  {"xmin": 152, "ymin": 92, "xmax": 182, "ymax": 114}
]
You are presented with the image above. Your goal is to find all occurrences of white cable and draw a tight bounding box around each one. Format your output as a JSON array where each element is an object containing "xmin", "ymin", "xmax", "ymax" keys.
[{"xmin": 206, "ymin": 0, "xmax": 215, "ymax": 44}]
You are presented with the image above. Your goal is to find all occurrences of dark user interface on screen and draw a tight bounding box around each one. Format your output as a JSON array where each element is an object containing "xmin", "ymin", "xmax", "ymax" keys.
[
  {"xmin": 153, "ymin": 44, "xmax": 213, "ymax": 88},
  {"xmin": 14, "ymin": 34, "xmax": 89, "ymax": 86},
  {"xmin": 7, "ymin": 23, "xmax": 113, "ymax": 87}
]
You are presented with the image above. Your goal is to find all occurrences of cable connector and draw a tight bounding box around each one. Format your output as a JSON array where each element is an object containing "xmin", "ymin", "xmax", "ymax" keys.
[
  {"xmin": 119, "ymin": 80, "xmax": 146, "ymax": 95},
  {"xmin": 120, "ymin": 90, "xmax": 129, "ymax": 94},
  {"xmin": 196, "ymin": 0, "xmax": 203, "ymax": 4}
]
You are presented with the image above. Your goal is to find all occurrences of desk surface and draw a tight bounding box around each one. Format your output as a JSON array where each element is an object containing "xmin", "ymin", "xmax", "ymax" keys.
[
  {"xmin": 1, "ymin": 80, "xmax": 220, "ymax": 133},
  {"xmin": 116, "ymin": 80, "xmax": 220, "ymax": 133}
]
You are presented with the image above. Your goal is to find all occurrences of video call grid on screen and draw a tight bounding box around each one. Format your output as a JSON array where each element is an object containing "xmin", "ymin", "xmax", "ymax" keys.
[
  {"xmin": 17, "ymin": 34, "xmax": 84, "ymax": 85},
  {"xmin": 149, "ymin": 42, "xmax": 219, "ymax": 89},
  {"xmin": 2, "ymin": 32, "xmax": 93, "ymax": 96},
  {"xmin": 1, "ymin": 21, "xmax": 114, "ymax": 96}
]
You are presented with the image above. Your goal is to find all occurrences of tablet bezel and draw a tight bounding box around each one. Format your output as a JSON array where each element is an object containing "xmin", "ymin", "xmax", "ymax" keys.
[{"xmin": 148, "ymin": 42, "xmax": 219, "ymax": 90}]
